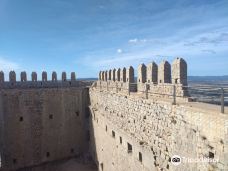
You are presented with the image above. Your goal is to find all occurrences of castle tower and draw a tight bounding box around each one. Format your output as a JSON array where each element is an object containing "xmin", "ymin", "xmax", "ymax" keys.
[
  {"xmin": 71, "ymin": 72, "xmax": 76, "ymax": 81},
  {"xmin": 147, "ymin": 62, "xmax": 158, "ymax": 84},
  {"xmin": 116, "ymin": 68, "xmax": 120, "ymax": 81},
  {"xmin": 52, "ymin": 72, "xmax": 57, "ymax": 81},
  {"xmin": 9, "ymin": 71, "xmax": 16, "ymax": 82},
  {"xmin": 0, "ymin": 71, "xmax": 4, "ymax": 82},
  {"xmin": 21, "ymin": 71, "xmax": 27, "ymax": 82},
  {"xmin": 120, "ymin": 67, "xmax": 126, "ymax": 82},
  {"xmin": 126, "ymin": 66, "xmax": 134, "ymax": 83},
  {"xmin": 137, "ymin": 64, "xmax": 146, "ymax": 83},
  {"xmin": 31, "ymin": 72, "xmax": 37, "ymax": 82},
  {"xmin": 111, "ymin": 69, "xmax": 116, "ymax": 81},
  {"xmin": 158, "ymin": 60, "xmax": 171, "ymax": 84},
  {"xmin": 172, "ymin": 57, "xmax": 187, "ymax": 86},
  {"xmin": 42, "ymin": 71, "xmax": 47, "ymax": 81}
]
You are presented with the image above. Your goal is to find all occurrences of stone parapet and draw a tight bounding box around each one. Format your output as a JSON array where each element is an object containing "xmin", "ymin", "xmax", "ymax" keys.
[
  {"xmin": 97, "ymin": 58, "xmax": 188, "ymax": 99},
  {"xmin": 0, "ymin": 71, "xmax": 89, "ymax": 89}
]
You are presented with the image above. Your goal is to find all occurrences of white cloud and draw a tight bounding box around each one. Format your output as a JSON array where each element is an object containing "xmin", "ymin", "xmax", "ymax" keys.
[
  {"xmin": 128, "ymin": 38, "xmax": 165, "ymax": 45},
  {"xmin": 128, "ymin": 38, "xmax": 152, "ymax": 44},
  {"xmin": 89, "ymin": 50, "xmax": 171, "ymax": 69},
  {"xmin": 0, "ymin": 57, "xmax": 20, "ymax": 72},
  {"xmin": 128, "ymin": 38, "xmax": 149, "ymax": 44},
  {"xmin": 117, "ymin": 49, "xmax": 123, "ymax": 53},
  {"xmin": 128, "ymin": 38, "xmax": 138, "ymax": 43},
  {"xmin": 184, "ymin": 32, "xmax": 228, "ymax": 47},
  {"xmin": 201, "ymin": 49, "xmax": 216, "ymax": 54},
  {"xmin": 74, "ymin": 22, "xmax": 228, "ymax": 75}
]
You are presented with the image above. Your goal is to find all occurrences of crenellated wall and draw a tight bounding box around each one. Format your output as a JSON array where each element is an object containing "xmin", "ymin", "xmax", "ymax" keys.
[
  {"xmin": 0, "ymin": 71, "xmax": 91, "ymax": 171},
  {"xmin": 0, "ymin": 71, "xmax": 76, "ymax": 82},
  {"xmin": 91, "ymin": 57, "xmax": 227, "ymax": 171},
  {"xmin": 0, "ymin": 71, "xmax": 88, "ymax": 89},
  {"xmin": 89, "ymin": 87, "xmax": 228, "ymax": 171},
  {"xmin": 98, "ymin": 58, "xmax": 188, "ymax": 100},
  {"xmin": 1, "ymin": 57, "xmax": 227, "ymax": 171}
]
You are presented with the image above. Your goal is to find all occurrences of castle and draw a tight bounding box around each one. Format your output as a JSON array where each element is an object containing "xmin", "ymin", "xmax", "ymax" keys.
[{"xmin": 0, "ymin": 58, "xmax": 227, "ymax": 171}]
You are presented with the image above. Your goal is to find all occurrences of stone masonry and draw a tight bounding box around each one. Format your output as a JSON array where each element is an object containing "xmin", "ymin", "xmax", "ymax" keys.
[
  {"xmin": 0, "ymin": 58, "xmax": 227, "ymax": 171},
  {"xmin": 0, "ymin": 71, "xmax": 91, "ymax": 171},
  {"xmin": 89, "ymin": 87, "xmax": 228, "ymax": 171},
  {"xmin": 98, "ymin": 58, "xmax": 189, "ymax": 99}
]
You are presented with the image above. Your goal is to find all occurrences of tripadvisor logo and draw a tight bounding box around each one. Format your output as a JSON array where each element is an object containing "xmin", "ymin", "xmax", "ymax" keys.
[{"xmin": 171, "ymin": 155, "xmax": 182, "ymax": 166}]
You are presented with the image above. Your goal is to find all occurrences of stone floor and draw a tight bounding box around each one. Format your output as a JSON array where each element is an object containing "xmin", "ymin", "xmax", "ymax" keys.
[{"xmin": 16, "ymin": 158, "xmax": 98, "ymax": 171}]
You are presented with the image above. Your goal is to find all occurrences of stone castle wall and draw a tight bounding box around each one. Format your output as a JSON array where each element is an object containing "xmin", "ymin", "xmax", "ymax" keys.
[
  {"xmin": 0, "ymin": 71, "xmax": 76, "ymax": 82},
  {"xmin": 89, "ymin": 88, "xmax": 228, "ymax": 171},
  {"xmin": 98, "ymin": 58, "xmax": 188, "ymax": 99},
  {"xmin": 0, "ymin": 71, "xmax": 91, "ymax": 171},
  {"xmin": 0, "ymin": 71, "xmax": 89, "ymax": 89},
  {"xmin": 0, "ymin": 58, "xmax": 227, "ymax": 171}
]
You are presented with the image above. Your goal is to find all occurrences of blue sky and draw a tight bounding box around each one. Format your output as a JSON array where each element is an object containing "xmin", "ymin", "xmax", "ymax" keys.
[{"xmin": 0, "ymin": 0, "xmax": 228, "ymax": 79}]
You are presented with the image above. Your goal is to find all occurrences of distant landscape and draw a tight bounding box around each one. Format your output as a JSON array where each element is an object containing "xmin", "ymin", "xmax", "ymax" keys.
[
  {"xmin": 188, "ymin": 75, "xmax": 228, "ymax": 85},
  {"xmin": 81, "ymin": 76, "xmax": 228, "ymax": 106},
  {"xmin": 188, "ymin": 76, "xmax": 228, "ymax": 106},
  {"xmin": 79, "ymin": 75, "xmax": 228, "ymax": 84}
]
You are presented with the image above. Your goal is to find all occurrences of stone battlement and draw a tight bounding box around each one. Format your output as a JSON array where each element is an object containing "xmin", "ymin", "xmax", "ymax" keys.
[
  {"xmin": 97, "ymin": 57, "xmax": 188, "ymax": 98},
  {"xmin": 1, "ymin": 57, "xmax": 227, "ymax": 171},
  {"xmin": 0, "ymin": 71, "xmax": 90, "ymax": 89},
  {"xmin": 89, "ymin": 88, "xmax": 228, "ymax": 171}
]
